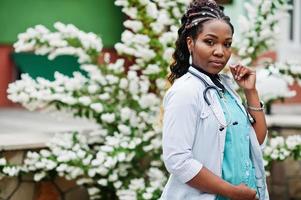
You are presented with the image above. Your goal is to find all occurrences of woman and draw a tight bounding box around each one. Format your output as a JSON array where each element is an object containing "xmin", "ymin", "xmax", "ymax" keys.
[{"xmin": 161, "ymin": 0, "xmax": 269, "ymax": 200}]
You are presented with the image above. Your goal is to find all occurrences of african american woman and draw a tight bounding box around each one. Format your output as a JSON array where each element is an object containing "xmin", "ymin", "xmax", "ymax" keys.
[{"xmin": 161, "ymin": 0, "xmax": 268, "ymax": 200}]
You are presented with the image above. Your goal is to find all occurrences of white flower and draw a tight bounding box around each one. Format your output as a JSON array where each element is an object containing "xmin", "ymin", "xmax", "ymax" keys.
[
  {"xmin": 118, "ymin": 124, "xmax": 131, "ymax": 135},
  {"xmin": 142, "ymin": 193, "xmax": 153, "ymax": 199},
  {"xmin": 104, "ymin": 157, "xmax": 117, "ymax": 168},
  {"xmin": 101, "ymin": 113, "xmax": 115, "ymax": 123},
  {"xmin": 139, "ymin": 93, "xmax": 158, "ymax": 109},
  {"xmin": 78, "ymin": 96, "xmax": 92, "ymax": 106},
  {"xmin": 34, "ymin": 171, "xmax": 47, "ymax": 181},
  {"xmin": 172, "ymin": 7, "xmax": 182, "ymax": 18},
  {"xmin": 57, "ymin": 164, "xmax": 68, "ymax": 172},
  {"xmin": 270, "ymin": 150, "xmax": 279, "ymax": 160},
  {"xmin": 138, "ymin": 0, "xmax": 149, "ymax": 5},
  {"xmin": 106, "ymin": 136, "xmax": 120, "ymax": 146},
  {"xmin": 120, "ymin": 107, "xmax": 132, "ymax": 121},
  {"xmin": 144, "ymin": 64, "xmax": 160, "ymax": 75},
  {"xmin": 98, "ymin": 178, "xmax": 108, "ymax": 186},
  {"xmin": 123, "ymin": 20, "xmax": 143, "ymax": 32},
  {"xmin": 96, "ymin": 166, "xmax": 109, "ymax": 176},
  {"xmin": 117, "ymin": 190, "xmax": 137, "ymax": 200},
  {"xmin": 150, "ymin": 22, "xmax": 164, "ymax": 34},
  {"xmin": 286, "ymin": 135, "xmax": 301, "ymax": 150},
  {"xmin": 76, "ymin": 178, "xmax": 93, "ymax": 185},
  {"xmin": 114, "ymin": 181, "xmax": 122, "ymax": 189},
  {"xmin": 101, "ymin": 145, "xmax": 114, "ymax": 153},
  {"xmin": 146, "ymin": 2, "xmax": 158, "ymax": 19},
  {"xmin": 88, "ymin": 187, "xmax": 100, "ymax": 196},
  {"xmin": 156, "ymin": 78, "xmax": 167, "ymax": 90},
  {"xmin": 0, "ymin": 158, "xmax": 7, "ymax": 166},
  {"xmin": 261, "ymin": 0, "xmax": 272, "ymax": 14},
  {"xmin": 264, "ymin": 146, "xmax": 273, "ymax": 155},
  {"xmin": 256, "ymin": 69, "xmax": 296, "ymax": 102},
  {"xmin": 106, "ymin": 75, "xmax": 119, "ymax": 85},
  {"xmin": 76, "ymin": 150, "xmax": 86, "ymax": 159},
  {"xmin": 270, "ymin": 137, "xmax": 285, "ymax": 148},
  {"xmin": 88, "ymin": 169, "xmax": 96, "ymax": 177},
  {"xmin": 98, "ymin": 93, "xmax": 110, "ymax": 100},
  {"xmin": 117, "ymin": 152, "xmax": 126, "ymax": 162},
  {"xmin": 109, "ymin": 173, "xmax": 118, "ymax": 182},
  {"xmin": 88, "ymin": 85, "xmax": 98, "ymax": 94},
  {"xmin": 127, "ymin": 70, "xmax": 138, "ymax": 80},
  {"xmin": 129, "ymin": 82, "xmax": 139, "ymax": 94},
  {"xmin": 3, "ymin": 166, "xmax": 19, "ymax": 176},
  {"xmin": 129, "ymin": 178, "xmax": 145, "ymax": 190},
  {"xmin": 122, "ymin": 7, "xmax": 138, "ymax": 19},
  {"xmin": 163, "ymin": 47, "xmax": 174, "ymax": 62},
  {"xmin": 90, "ymin": 103, "xmax": 104, "ymax": 113},
  {"xmin": 119, "ymin": 78, "xmax": 128, "ymax": 89}
]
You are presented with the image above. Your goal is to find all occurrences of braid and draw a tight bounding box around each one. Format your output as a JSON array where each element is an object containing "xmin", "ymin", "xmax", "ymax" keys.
[{"xmin": 168, "ymin": 0, "xmax": 234, "ymax": 84}]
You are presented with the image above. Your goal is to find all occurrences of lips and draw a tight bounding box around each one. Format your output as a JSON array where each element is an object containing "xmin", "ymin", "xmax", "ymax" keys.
[{"xmin": 209, "ymin": 60, "xmax": 225, "ymax": 67}]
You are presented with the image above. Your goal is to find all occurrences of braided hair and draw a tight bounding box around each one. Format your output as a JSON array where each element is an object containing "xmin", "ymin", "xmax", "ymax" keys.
[{"xmin": 168, "ymin": 0, "xmax": 234, "ymax": 84}]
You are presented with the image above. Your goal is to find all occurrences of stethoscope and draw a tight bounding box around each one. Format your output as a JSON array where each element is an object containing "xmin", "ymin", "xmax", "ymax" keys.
[{"xmin": 188, "ymin": 68, "xmax": 255, "ymax": 131}]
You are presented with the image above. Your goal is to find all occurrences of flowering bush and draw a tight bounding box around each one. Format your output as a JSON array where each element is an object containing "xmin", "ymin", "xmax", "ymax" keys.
[
  {"xmin": 14, "ymin": 22, "xmax": 102, "ymax": 64},
  {"xmin": 7, "ymin": 21, "xmax": 165, "ymax": 199},
  {"xmin": 263, "ymin": 135, "xmax": 301, "ymax": 175},
  {"xmin": 231, "ymin": 0, "xmax": 301, "ymax": 106},
  {"xmin": 1, "ymin": 0, "xmax": 301, "ymax": 200}
]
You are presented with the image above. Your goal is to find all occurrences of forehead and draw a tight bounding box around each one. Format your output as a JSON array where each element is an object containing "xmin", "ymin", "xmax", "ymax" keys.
[{"xmin": 198, "ymin": 19, "xmax": 233, "ymax": 38}]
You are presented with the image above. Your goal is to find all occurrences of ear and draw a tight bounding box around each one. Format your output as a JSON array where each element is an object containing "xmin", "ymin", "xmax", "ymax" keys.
[{"xmin": 186, "ymin": 37, "xmax": 194, "ymax": 53}]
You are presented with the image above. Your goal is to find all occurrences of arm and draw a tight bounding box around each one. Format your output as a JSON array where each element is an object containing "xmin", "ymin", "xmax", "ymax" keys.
[
  {"xmin": 230, "ymin": 64, "xmax": 268, "ymax": 145},
  {"xmin": 187, "ymin": 167, "xmax": 257, "ymax": 200},
  {"xmin": 244, "ymin": 89, "xmax": 267, "ymax": 144},
  {"xmin": 162, "ymin": 88, "xmax": 257, "ymax": 200}
]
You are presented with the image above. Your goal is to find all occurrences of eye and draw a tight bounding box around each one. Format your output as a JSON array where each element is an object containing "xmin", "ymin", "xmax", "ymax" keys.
[
  {"xmin": 204, "ymin": 39, "xmax": 214, "ymax": 46},
  {"xmin": 224, "ymin": 42, "xmax": 232, "ymax": 48}
]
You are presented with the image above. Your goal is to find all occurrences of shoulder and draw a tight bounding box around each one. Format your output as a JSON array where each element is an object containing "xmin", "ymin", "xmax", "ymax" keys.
[
  {"xmin": 163, "ymin": 73, "xmax": 202, "ymax": 108},
  {"xmin": 220, "ymin": 74, "xmax": 237, "ymax": 89},
  {"xmin": 219, "ymin": 74, "xmax": 232, "ymax": 82}
]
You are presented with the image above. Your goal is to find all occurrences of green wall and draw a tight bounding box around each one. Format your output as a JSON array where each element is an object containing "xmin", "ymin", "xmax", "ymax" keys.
[{"xmin": 0, "ymin": 0, "xmax": 124, "ymax": 47}]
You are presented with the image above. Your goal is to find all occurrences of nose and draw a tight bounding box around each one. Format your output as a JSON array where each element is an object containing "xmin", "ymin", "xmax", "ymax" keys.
[{"xmin": 213, "ymin": 44, "xmax": 224, "ymax": 57}]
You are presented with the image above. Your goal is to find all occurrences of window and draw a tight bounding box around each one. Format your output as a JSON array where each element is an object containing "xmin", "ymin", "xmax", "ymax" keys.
[
  {"xmin": 278, "ymin": 0, "xmax": 301, "ymax": 62},
  {"xmin": 288, "ymin": 0, "xmax": 301, "ymax": 46}
]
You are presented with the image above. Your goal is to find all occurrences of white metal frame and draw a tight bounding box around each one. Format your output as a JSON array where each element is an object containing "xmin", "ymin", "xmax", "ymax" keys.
[{"xmin": 277, "ymin": 0, "xmax": 301, "ymax": 62}]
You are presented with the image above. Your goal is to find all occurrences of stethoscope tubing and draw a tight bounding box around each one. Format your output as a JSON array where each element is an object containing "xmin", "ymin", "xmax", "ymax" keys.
[
  {"xmin": 188, "ymin": 69, "xmax": 223, "ymax": 106},
  {"xmin": 188, "ymin": 68, "xmax": 255, "ymax": 126}
]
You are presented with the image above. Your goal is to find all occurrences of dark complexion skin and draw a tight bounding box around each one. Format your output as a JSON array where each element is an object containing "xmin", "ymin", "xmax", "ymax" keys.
[
  {"xmin": 185, "ymin": 19, "xmax": 266, "ymax": 200},
  {"xmin": 187, "ymin": 19, "xmax": 232, "ymax": 75}
]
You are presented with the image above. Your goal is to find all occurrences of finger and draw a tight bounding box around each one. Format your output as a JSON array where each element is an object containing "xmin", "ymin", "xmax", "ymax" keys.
[
  {"xmin": 237, "ymin": 68, "xmax": 248, "ymax": 80},
  {"xmin": 235, "ymin": 65, "xmax": 244, "ymax": 80},
  {"xmin": 229, "ymin": 66, "xmax": 237, "ymax": 77},
  {"xmin": 241, "ymin": 66, "xmax": 254, "ymax": 75}
]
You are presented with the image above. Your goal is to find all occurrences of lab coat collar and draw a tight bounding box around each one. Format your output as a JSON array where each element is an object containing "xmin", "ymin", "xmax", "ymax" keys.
[{"xmin": 188, "ymin": 66, "xmax": 227, "ymax": 127}]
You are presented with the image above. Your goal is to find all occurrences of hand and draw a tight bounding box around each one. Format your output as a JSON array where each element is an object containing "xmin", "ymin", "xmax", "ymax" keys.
[
  {"xmin": 229, "ymin": 64, "xmax": 256, "ymax": 91},
  {"xmin": 229, "ymin": 184, "xmax": 258, "ymax": 200}
]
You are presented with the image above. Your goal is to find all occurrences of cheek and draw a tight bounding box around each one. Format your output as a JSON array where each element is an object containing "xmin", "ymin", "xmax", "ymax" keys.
[
  {"xmin": 197, "ymin": 45, "xmax": 212, "ymax": 56},
  {"xmin": 225, "ymin": 49, "xmax": 232, "ymax": 59}
]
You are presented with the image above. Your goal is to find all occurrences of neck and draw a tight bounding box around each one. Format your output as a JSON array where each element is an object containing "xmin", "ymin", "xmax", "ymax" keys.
[{"xmin": 191, "ymin": 63, "xmax": 219, "ymax": 78}]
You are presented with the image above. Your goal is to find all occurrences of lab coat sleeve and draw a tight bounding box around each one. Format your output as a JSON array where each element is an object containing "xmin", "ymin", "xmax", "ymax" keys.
[
  {"xmin": 162, "ymin": 88, "xmax": 203, "ymax": 183},
  {"xmin": 260, "ymin": 129, "xmax": 268, "ymax": 150}
]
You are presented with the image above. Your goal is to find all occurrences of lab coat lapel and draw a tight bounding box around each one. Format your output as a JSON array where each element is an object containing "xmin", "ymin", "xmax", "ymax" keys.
[
  {"xmin": 208, "ymin": 89, "xmax": 227, "ymax": 126},
  {"xmin": 188, "ymin": 67, "xmax": 227, "ymax": 126}
]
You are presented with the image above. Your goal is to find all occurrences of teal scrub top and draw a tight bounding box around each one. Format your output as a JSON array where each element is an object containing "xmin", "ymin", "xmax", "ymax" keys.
[{"xmin": 216, "ymin": 91, "xmax": 257, "ymax": 200}]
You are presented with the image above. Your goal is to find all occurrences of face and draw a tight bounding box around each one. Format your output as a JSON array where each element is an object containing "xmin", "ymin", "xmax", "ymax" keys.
[{"xmin": 187, "ymin": 19, "xmax": 233, "ymax": 74}]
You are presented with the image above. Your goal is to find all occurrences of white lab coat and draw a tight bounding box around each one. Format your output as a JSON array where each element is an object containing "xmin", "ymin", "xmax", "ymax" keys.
[{"xmin": 160, "ymin": 66, "xmax": 269, "ymax": 200}]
